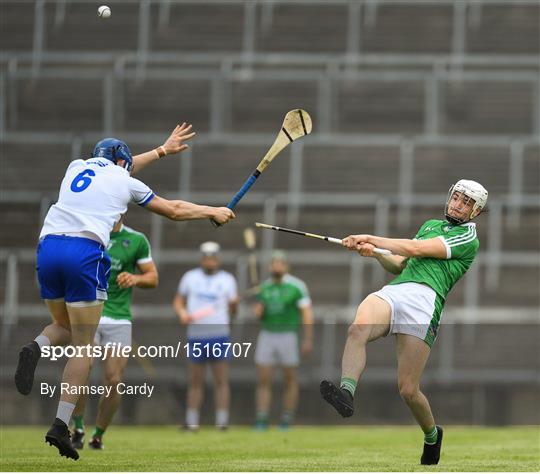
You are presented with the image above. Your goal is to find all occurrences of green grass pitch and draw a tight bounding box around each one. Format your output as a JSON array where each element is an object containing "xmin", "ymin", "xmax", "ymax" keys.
[{"xmin": 1, "ymin": 426, "xmax": 539, "ymax": 471}]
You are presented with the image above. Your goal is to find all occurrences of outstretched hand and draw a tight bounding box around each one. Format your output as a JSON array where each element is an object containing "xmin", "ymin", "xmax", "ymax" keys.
[{"xmin": 162, "ymin": 123, "xmax": 196, "ymax": 155}]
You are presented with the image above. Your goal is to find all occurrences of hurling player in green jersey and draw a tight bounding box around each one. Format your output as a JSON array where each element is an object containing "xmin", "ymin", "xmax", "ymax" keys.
[
  {"xmin": 253, "ymin": 251, "xmax": 313, "ymax": 430},
  {"xmin": 71, "ymin": 216, "xmax": 158, "ymax": 450},
  {"xmin": 321, "ymin": 180, "xmax": 488, "ymax": 466}
]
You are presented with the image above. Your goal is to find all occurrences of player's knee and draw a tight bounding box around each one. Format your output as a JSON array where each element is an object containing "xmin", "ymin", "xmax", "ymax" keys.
[
  {"xmin": 282, "ymin": 369, "xmax": 297, "ymax": 386},
  {"xmin": 215, "ymin": 379, "xmax": 229, "ymax": 391},
  {"xmin": 398, "ymin": 381, "xmax": 419, "ymax": 403},
  {"xmin": 258, "ymin": 374, "xmax": 272, "ymax": 388},
  {"xmin": 347, "ymin": 322, "xmax": 369, "ymax": 341}
]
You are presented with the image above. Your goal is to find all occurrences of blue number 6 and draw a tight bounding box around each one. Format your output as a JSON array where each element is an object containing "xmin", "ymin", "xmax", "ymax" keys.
[{"xmin": 70, "ymin": 169, "xmax": 96, "ymax": 192}]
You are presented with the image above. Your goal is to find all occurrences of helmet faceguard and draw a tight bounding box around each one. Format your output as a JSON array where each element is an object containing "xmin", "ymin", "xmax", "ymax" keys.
[
  {"xmin": 92, "ymin": 138, "xmax": 133, "ymax": 173},
  {"xmin": 444, "ymin": 179, "xmax": 488, "ymax": 225}
]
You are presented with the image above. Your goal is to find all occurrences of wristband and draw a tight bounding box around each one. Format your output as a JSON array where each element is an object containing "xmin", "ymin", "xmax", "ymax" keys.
[{"xmin": 155, "ymin": 146, "xmax": 167, "ymax": 158}]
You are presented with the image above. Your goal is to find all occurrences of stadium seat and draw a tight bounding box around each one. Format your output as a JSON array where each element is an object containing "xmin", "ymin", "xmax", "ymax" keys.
[
  {"xmin": 440, "ymin": 81, "xmax": 535, "ymax": 135},
  {"xmin": 466, "ymin": 4, "xmax": 540, "ymax": 54},
  {"xmin": 335, "ymin": 80, "xmax": 424, "ymax": 133},
  {"xmin": 189, "ymin": 144, "xmax": 291, "ymax": 192},
  {"xmin": 452, "ymin": 323, "xmax": 539, "ymax": 369},
  {"xmin": 361, "ymin": 3, "xmax": 453, "ymax": 53},
  {"xmin": 0, "ymin": 1, "xmax": 34, "ymax": 51},
  {"xmin": 230, "ymin": 80, "xmax": 318, "ymax": 133},
  {"xmin": 0, "ymin": 260, "xmax": 6, "ymax": 302},
  {"xmin": 17, "ymin": 261, "xmax": 42, "ymax": 306},
  {"xmin": 500, "ymin": 208, "xmax": 540, "ymax": 252},
  {"xmin": 0, "ymin": 202, "xmax": 42, "ymax": 248},
  {"xmin": 479, "ymin": 265, "xmax": 539, "ymax": 308},
  {"xmin": 413, "ymin": 146, "xmax": 510, "ymax": 194},
  {"xmin": 11, "ymin": 78, "xmax": 102, "ymax": 132},
  {"xmin": 45, "ymin": 2, "xmax": 138, "ymax": 51},
  {"xmin": 302, "ymin": 145, "xmax": 401, "ymax": 193},
  {"xmin": 523, "ymin": 145, "xmax": 540, "ymax": 193},
  {"xmin": 121, "ymin": 79, "xmax": 211, "ymax": 133},
  {"xmin": 287, "ymin": 264, "xmax": 349, "ymax": 305},
  {"xmin": 150, "ymin": 2, "xmax": 244, "ymax": 52},
  {"xmin": 254, "ymin": 3, "xmax": 347, "ymax": 53},
  {"xmin": 0, "ymin": 142, "xmax": 72, "ymax": 192}
]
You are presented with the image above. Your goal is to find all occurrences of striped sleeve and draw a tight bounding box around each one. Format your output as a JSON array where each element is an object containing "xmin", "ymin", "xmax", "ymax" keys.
[
  {"xmin": 128, "ymin": 177, "xmax": 155, "ymax": 207},
  {"xmin": 439, "ymin": 224, "xmax": 478, "ymax": 259},
  {"xmin": 286, "ymin": 275, "xmax": 312, "ymax": 308},
  {"xmin": 135, "ymin": 233, "xmax": 152, "ymax": 265}
]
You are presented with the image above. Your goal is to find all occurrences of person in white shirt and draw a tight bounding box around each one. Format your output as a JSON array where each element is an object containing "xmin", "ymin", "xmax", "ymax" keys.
[
  {"xmin": 173, "ymin": 242, "xmax": 239, "ymax": 431},
  {"xmin": 14, "ymin": 125, "xmax": 235, "ymax": 460}
]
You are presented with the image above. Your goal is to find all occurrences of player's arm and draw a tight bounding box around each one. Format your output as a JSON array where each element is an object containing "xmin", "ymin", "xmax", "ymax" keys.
[
  {"xmin": 172, "ymin": 294, "xmax": 192, "ymax": 324},
  {"xmin": 227, "ymin": 276, "xmax": 239, "ymax": 318},
  {"xmin": 229, "ymin": 297, "xmax": 239, "ymax": 318},
  {"xmin": 145, "ymin": 195, "xmax": 235, "ymax": 226},
  {"xmin": 252, "ymin": 301, "xmax": 264, "ymax": 319},
  {"xmin": 131, "ymin": 123, "xmax": 195, "ymax": 176},
  {"xmin": 371, "ymin": 253, "xmax": 409, "ymax": 275},
  {"xmin": 300, "ymin": 304, "xmax": 313, "ymax": 356},
  {"xmin": 117, "ymin": 261, "xmax": 158, "ymax": 289},
  {"xmin": 344, "ymin": 235, "xmax": 447, "ymax": 259}
]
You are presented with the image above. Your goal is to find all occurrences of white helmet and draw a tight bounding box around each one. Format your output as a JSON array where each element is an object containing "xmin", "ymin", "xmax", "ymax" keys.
[
  {"xmin": 445, "ymin": 179, "xmax": 488, "ymax": 224},
  {"xmin": 200, "ymin": 241, "xmax": 220, "ymax": 256}
]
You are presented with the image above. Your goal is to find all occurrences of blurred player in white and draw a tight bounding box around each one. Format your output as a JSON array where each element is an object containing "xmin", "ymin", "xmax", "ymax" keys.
[
  {"xmin": 14, "ymin": 125, "xmax": 235, "ymax": 460},
  {"xmin": 320, "ymin": 180, "xmax": 487, "ymax": 466},
  {"xmin": 173, "ymin": 242, "xmax": 239, "ymax": 431},
  {"xmin": 253, "ymin": 251, "xmax": 313, "ymax": 430}
]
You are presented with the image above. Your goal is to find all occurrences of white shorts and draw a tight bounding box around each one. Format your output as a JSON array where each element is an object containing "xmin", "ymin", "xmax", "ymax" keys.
[
  {"xmin": 94, "ymin": 316, "xmax": 132, "ymax": 349},
  {"xmin": 372, "ymin": 282, "xmax": 444, "ymax": 347},
  {"xmin": 254, "ymin": 330, "xmax": 299, "ymax": 367}
]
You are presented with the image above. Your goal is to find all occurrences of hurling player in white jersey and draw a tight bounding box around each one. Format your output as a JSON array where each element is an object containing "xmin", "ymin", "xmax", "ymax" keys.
[
  {"xmin": 173, "ymin": 242, "xmax": 239, "ymax": 431},
  {"xmin": 14, "ymin": 124, "xmax": 235, "ymax": 460},
  {"xmin": 320, "ymin": 179, "xmax": 488, "ymax": 466}
]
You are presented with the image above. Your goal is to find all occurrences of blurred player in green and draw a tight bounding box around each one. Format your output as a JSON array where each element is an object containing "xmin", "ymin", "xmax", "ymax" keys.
[
  {"xmin": 71, "ymin": 216, "xmax": 158, "ymax": 450},
  {"xmin": 321, "ymin": 180, "xmax": 488, "ymax": 465},
  {"xmin": 253, "ymin": 250, "xmax": 313, "ymax": 430}
]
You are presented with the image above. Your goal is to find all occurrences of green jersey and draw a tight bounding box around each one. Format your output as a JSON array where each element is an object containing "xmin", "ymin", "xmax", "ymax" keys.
[
  {"xmin": 103, "ymin": 225, "xmax": 152, "ymax": 321},
  {"xmin": 390, "ymin": 219, "xmax": 479, "ymax": 300},
  {"xmin": 258, "ymin": 274, "xmax": 311, "ymax": 332}
]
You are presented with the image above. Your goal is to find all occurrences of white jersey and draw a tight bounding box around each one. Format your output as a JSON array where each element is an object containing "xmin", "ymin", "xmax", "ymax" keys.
[
  {"xmin": 40, "ymin": 158, "xmax": 155, "ymax": 246},
  {"xmin": 178, "ymin": 268, "xmax": 238, "ymax": 339}
]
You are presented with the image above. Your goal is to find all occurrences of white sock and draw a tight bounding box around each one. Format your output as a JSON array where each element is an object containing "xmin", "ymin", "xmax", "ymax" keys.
[
  {"xmin": 216, "ymin": 409, "xmax": 229, "ymax": 427},
  {"xmin": 34, "ymin": 334, "xmax": 50, "ymax": 349},
  {"xmin": 55, "ymin": 401, "xmax": 76, "ymax": 426},
  {"xmin": 186, "ymin": 408, "xmax": 199, "ymax": 427}
]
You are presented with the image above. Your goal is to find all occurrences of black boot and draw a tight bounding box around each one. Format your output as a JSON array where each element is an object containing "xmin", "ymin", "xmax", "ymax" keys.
[
  {"xmin": 71, "ymin": 429, "xmax": 85, "ymax": 450},
  {"xmin": 14, "ymin": 341, "xmax": 41, "ymax": 395},
  {"xmin": 421, "ymin": 426, "xmax": 443, "ymax": 465},
  {"xmin": 45, "ymin": 418, "xmax": 79, "ymax": 460},
  {"xmin": 320, "ymin": 380, "xmax": 354, "ymax": 417}
]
